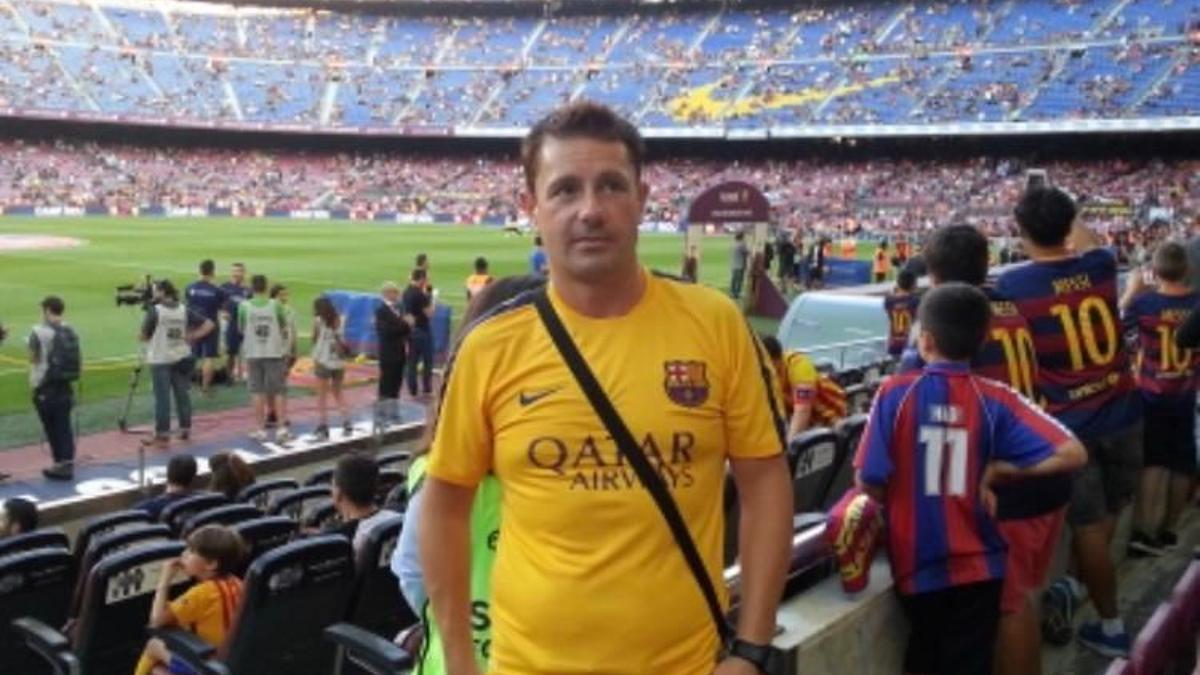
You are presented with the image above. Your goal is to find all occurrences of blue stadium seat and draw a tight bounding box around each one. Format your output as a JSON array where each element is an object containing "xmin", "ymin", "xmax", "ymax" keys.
[
  {"xmin": 305, "ymin": 467, "xmax": 335, "ymax": 486},
  {"xmin": 10, "ymin": 616, "xmax": 81, "ymax": 675},
  {"xmin": 302, "ymin": 498, "xmax": 343, "ymax": 530},
  {"xmin": 229, "ymin": 516, "xmax": 298, "ymax": 576},
  {"xmin": 788, "ymin": 428, "xmax": 840, "ymax": 513},
  {"xmin": 0, "ymin": 548, "xmax": 74, "ymax": 675},
  {"xmin": 182, "ymin": 503, "xmax": 264, "ymax": 536},
  {"xmin": 160, "ymin": 493, "xmax": 230, "ymax": 535},
  {"xmin": 0, "ymin": 527, "xmax": 69, "ymax": 558},
  {"xmin": 270, "ymin": 486, "xmax": 332, "ymax": 522},
  {"xmin": 821, "ymin": 414, "xmax": 869, "ymax": 511},
  {"xmin": 73, "ymin": 511, "xmax": 153, "ymax": 571},
  {"xmin": 160, "ymin": 536, "xmax": 356, "ymax": 675},
  {"xmin": 73, "ymin": 541, "xmax": 189, "ymax": 673},
  {"xmin": 70, "ymin": 523, "xmax": 172, "ymax": 620},
  {"xmin": 346, "ymin": 513, "xmax": 416, "ymax": 638},
  {"xmin": 375, "ymin": 450, "xmax": 411, "ymax": 471},
  {"xmin": 324, "ymin": 623, "xmax": 413, "ymax": 675},
  {"xmin": 237, "ymin": 479, "xmax": 299, "ymax": 510}
]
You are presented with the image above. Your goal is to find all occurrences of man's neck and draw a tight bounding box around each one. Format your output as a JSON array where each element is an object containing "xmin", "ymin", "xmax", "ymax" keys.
[
  {"xmin": 166, "ymin": 485, "xmax": 189, "ymax": 495},
  {"xmin": 1025, "ymin": 242, "xmax": 1072, "ymax": 262},
  {"xmin": 44, "ymin": 315, "xmax": 62, "ymax": 325},
  {"xmin": 343, "ymin": 503, "xmax": 378, "ymax": 521},
  {"xmin": 553, "ymin": 265, "xmax": 646, "ymax": 318}
]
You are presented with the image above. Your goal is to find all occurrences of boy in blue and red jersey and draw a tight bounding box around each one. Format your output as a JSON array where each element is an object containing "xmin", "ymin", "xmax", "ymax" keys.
[
  {"xmin": 996, "ymin": 186, "xmax": 1142, "ymax": 657},
  {"xmin": 1120, "ymin": 240, "xmax": 1198, "ymax": 557},
  {"xmin": 902, "ymin": 224, "xmax": 1069, "ymax": 675},
  {"xmin": 856, "ymin": 283, "xmax": 1085, "ymax": 675},
  {"xmin": 884, "ymin": 269, "xmax": 920, "ymax": 358}
]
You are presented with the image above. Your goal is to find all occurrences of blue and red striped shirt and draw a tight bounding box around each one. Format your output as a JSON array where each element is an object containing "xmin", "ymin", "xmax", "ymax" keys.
[
  {"xmin": 995, "ymin": 248, "xmax": 1140, "ymax": 439},
  {"xmin": 855, "ymin": 362, "xmax": 1073, "ymax": 595},
  {"xmin": 883, "ymin": 292, "xmax": 920, "ymax": 357},
  {"xmin": 1123, "ymin": 290, "xmax": 1200, "ymax": 415}
]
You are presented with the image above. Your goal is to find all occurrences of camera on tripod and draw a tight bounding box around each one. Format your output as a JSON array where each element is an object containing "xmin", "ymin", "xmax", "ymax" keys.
[{"xmin": 115, "ymin": 275, "xmax": 156, "ymax": 310}]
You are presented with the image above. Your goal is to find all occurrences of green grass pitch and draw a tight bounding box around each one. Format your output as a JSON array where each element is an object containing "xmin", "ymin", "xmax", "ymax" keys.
[{"xmin": 0, "ymin": 218, "xmax": 740, "ymax": 422}]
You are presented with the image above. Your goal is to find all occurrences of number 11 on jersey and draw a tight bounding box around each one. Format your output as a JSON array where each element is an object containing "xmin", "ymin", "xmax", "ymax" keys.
[{"xmin": 920, "ymin": 426, "xmax": 969, "ymax": 497}]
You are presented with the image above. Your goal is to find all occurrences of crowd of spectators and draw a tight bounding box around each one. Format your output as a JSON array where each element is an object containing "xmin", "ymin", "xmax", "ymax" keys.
[
  {"xmin": 0, "ymin": 0, "xmax": 1194, "ymax": 129},
  {"xmin": 0, "ymin": 137, "xmax": 1193, "ymax": 233}
]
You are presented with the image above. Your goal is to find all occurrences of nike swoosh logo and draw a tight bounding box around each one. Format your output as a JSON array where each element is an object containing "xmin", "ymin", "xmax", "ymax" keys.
[{"xmin": 519, "ymin": 388, "xmax": 560, "ymax": 406}]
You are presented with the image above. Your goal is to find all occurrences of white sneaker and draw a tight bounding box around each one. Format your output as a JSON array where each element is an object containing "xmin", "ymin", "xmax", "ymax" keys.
[
  {"xmin": 275, "ymin": 427, "xmax": 293, "ymax": 444},
  {"xmin": 249, "ymin": 429, "xmax": 268, "ymax": 442}
]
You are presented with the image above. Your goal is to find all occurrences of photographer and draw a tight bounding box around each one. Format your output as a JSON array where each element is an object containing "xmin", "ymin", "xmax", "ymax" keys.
[
  {"xmin": 29, "ymin": 296, "xmax": 80, "ymax": 481},
  {"xmin": 140, "ymin": 280, "xmax": 214, "ymax": 450}
]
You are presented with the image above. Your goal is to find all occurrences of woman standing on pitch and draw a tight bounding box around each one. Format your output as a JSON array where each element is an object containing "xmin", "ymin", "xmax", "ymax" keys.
[{"xmin": 311, "ymin": 296, "xmax": 352, "ymax": 440}]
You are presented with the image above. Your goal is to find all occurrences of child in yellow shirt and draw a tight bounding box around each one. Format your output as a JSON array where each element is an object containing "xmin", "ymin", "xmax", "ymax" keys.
[{"xmin": 134, "ymin": 525, "xmax": 247, "ymax": 675}]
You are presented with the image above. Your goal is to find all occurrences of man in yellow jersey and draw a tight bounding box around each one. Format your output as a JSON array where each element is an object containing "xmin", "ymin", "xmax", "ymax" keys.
[
  {"xmin": 759, "ymin": 335, "xmax": 817, "ymax": 438},
  {"xmin": 420, "ymin": 102, "xmax": 794, "ymax": 675}
]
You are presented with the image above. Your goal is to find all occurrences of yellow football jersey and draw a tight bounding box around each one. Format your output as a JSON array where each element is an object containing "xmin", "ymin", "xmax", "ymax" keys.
[{"xmin": 428, "ymin": 270, "xmax": 785, "ymax": 674}]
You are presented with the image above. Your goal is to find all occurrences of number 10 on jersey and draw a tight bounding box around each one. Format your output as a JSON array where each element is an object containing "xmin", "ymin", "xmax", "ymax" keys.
[{"xmin": 920, "ymin": 426, "xmax": 969, "ymax": 497}]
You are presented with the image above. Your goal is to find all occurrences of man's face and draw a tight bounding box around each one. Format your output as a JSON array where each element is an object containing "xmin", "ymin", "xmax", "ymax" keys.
[
  {"xmin": 521, "ymin": 137, "xmax": 648, "ymax": 283},
  {"xmin": 383, "ymin": 288, "xmax": 399, "ymax": 304},
  {"xmin": 231, "ymin": 266, "xmax": 245, "ymax": 284},
  {"xmin": 277, "ymin": 289, "xmax": 289, "ymax": 304}
]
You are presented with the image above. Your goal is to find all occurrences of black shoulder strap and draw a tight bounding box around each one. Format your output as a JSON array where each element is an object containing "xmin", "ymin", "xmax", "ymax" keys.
[{"xmin": 533, "ymin": 289, "xmax": 732, "ymax": 644}]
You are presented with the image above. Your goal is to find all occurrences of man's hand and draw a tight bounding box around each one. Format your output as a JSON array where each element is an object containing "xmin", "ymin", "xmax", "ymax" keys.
[
  {"xmin": 714, "ymin": 656, "xmax": 762, "ymax": 675},
  {"xmin": 980, "ymin": 460, "xmax": 1020, "ymax": 518},
  {"xmin": 159, "ymin": 558, "xmax": 185, "ymax": 586}
]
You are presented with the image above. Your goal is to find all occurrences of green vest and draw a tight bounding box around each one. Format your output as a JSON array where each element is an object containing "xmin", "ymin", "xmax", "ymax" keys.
[{"xmin": 408, "ymin": 457, "xmax": 501, "ymax": 675}]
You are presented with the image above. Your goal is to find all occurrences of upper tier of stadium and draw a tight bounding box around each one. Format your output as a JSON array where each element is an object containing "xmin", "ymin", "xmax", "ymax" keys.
[{"xmin": 0, "ymin": 0, "xmax": 1196, "ymax": 136}]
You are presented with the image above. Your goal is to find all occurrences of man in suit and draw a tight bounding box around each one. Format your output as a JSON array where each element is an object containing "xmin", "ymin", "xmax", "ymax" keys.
[{"xmin": 375, "ymin": 281, "xmax": 410, "ymax": 425}]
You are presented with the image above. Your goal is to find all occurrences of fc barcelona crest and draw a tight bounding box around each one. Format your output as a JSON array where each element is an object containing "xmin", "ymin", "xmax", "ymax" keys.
[{"xmin": 664, "ymin": 360, "xmax": 709, "ymax": 407}]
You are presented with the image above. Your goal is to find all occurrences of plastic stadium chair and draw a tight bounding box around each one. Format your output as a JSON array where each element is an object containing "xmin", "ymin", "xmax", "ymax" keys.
[
  {"xmin": 181, "ymin": 503, "xmax": 263, "ymax": 536},
  {"xmin": 305, "ymin": 467, "xmax": 335, "ymax": 486},
  {"xmin": 325, "ymin": 623, "xmax": 414, "ymax": 675},
  {"xmin": 346, "ymin": 513, "xmax": 416, "ymax": 637},
  {"xmin": 28, "ymin": 541, "xmax": 189, "ymax": 674},
  {"xmin": 160, "ymin": 493, "xmax": 229, "ymax": 534},
  {"xmin": 834, "ymin": 367, "xmax": 864, "ymax": 387},
  {"xmin": 843, "ymin": 383, "xmax": 875, "ymax": 416},
  {"xmin": 269, "ymin": 486, "xmax": 332, "ymax": 522},
  {"xmin": 374, "ymin": 450, "xmax": 411, "ymax": 471},
  {"xmin": 69, "ymin": 523, "xmax": 171, "ymax": 619},
  {"xmin": 381, "ymin": 481, "xmax": 409, "ymax": 513},
  {"xmin": 821, "ymin": 414, "xmax": 869, "ymax": 511},
  {"xmin": 0, "ymin": 548, "xmax": 74, "ymax": 675},
  {"xmin": 229, "ymin": 516, "xmax": 297, "ymax": 576},
  {"xmin": 788, "ymin": 428, "xmax": 840, "ymax": 513},
  {"xmin": 302, "ymin": 498, "xmax": 343, "ymax": 530},
  {"xmin": 0, "ymin": 527, "xmax": 69, "ymax": 558},
  {"xmin": 1130, "ymin": 602, "xmax": 1175, "ymax": 675},
  {"xmin": 72, "ymin": 510, "xmax": 153, "ymax": 569},
  {"xmin": 160, "ymin": 536, "xmax": 356, "ymax": 675},
  {"xmin": 237, "ymin": 479, "xmax": 299, "ymax": 510},
  {"xmin": 10, "ymin": 616, "xmax": 81, "ymax": 675},
  {"xmin": 376, "ymin": 469, "xmax": 406, "ymax": 505}
]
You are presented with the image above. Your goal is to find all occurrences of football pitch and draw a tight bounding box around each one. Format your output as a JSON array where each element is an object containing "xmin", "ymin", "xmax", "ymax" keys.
[{"xmin": 0, "ymin": 218, "xmax": 738, "ymax": 431}]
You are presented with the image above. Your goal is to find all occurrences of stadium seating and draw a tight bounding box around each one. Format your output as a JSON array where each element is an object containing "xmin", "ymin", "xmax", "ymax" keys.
[
  {"xmin": 10, "ymin": 616, "xmax": 80, "ymax": 675},
  {"xmin": 1129, "ymin": 602, "xmax": 1176, "ymax": 675},
  {"xmin": 302, "ymin": 498, "xmax": 343, "ymax": 530},
  {"xmin": 160, "ymin": 493, "xmax": 230, "ymax": 534},
  {"xmin": 0, "ymin": 527, "xmax": 69, "ymax": 558},
  {"xmin": 159, "ymin": 536, "xmax": 356, "ymax": 675},
  {"xmin": 73, "ymin": 511, "xmax": 154, "ymax": 561},
  {"xmin": 237, "ymin": 478, "xmax": 299, "ymax": 510},
  {"xmin": 345, "ymin": 513, "xmax": 417, "ymax": 637},
  {"xmin": 0, "ymin": 0, "xmax": 1194, "ymax": 133},
  {"xmin": 270, "ymin": 486, "xmax": 333, "ymax": 522},
  {"xmin": 305, "ymin": 467, "xmax": 336, "ymax": 486},
  {"xmin": 70, "ymin": 541, "xmax": 189, "ymax": 673},
  {"xmin": 0, "ymin": 548, "xmax": 74, "ymax": 675},
  {"xmin": 821, "ymin": 413, "xmax": 869, "ymax": 510},
  {"xmin": 182, "ymin": 503, "xmax": 264, "ymax": 536},
  {"xmin": 230, "ymin": 516, "xmax": 298, "ymax": 576},
  {"xmin": 69, "ymin": 523, "xmax": 173, "ymax": 618},
  {"xmin": 788, "ymin": 428, "xmax": 840, "ymax": 513}
]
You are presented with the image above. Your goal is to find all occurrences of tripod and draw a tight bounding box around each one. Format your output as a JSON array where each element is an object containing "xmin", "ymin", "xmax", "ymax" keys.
[{"xmin": 117, "ymin": 355, "xmax": 150, "ymax": 434}]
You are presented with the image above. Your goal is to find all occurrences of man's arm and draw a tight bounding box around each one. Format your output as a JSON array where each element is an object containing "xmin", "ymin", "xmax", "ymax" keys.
[
  {"xmin": 788, "ymin": 402, "xmax": 813, "ymax": 438},
  {"xmin": 1066, "ymin": 215, "xmax": 1104, "ymax": 254},
  {"xmin": 1118, "ymin": 268, "xmax": 1148, "ymax": 313},
  {"xmin": 419, "ymin": 477, "xmax": 481, "ymax": 675},
  {"xmin": 139, "ymin": 308, "xmax": 157, "ymax": 342},
  {"xmin": 728, "ymin": 455, "xmax": 792, "ymax": 644}
]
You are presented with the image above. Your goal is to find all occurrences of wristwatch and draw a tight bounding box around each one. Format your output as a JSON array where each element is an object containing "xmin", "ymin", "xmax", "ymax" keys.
[{"xmin": 729, "ymin": 638, "xmax": 776, "ymax": 674}]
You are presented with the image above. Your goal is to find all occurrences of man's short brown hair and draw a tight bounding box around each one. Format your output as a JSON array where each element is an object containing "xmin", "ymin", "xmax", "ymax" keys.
[
  {"xmin": 521, "ymin": 101, "xmax": 645, "ymax": 194},
  {"xmin": 1153, "ymin": 240, "xmax": 1188, "ymax": 283}
]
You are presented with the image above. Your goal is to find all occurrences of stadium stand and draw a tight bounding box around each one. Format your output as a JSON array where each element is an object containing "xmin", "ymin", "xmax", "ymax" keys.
[{"xmin": 0, "ymin": 0, "xmax": 1194, "ymax": 133}]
